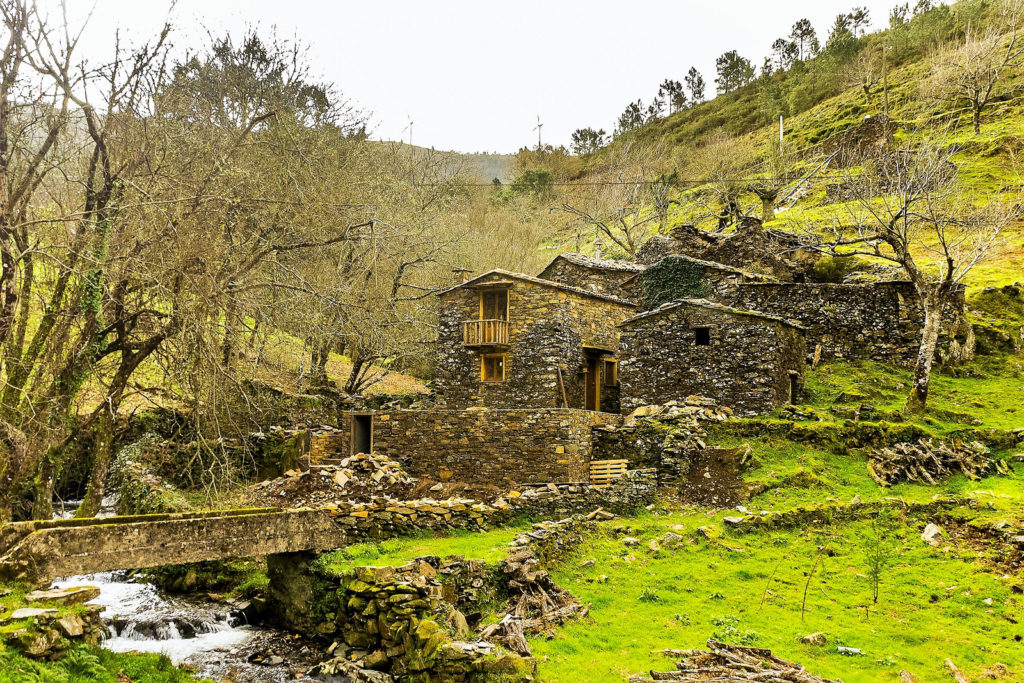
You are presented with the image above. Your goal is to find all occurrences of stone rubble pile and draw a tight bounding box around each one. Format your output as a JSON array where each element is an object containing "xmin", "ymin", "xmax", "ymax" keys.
[
  {"xmin": 625, "ymin": 397, "xmax": 734, "ymax": 425},
  {"xmin": 723, "ymin": 496, "xmax": 962, "ymax": 532},
  {"xmin": 250, "ymin": 451, "xmax": 416, "ymax": 506},
  {"xmin": 867, "ymin": 439, "xmax": 1008, "ymax": 486},
  {"xmin": 628, "ymin": 640, "xmax": 839, "ymax": 682}
]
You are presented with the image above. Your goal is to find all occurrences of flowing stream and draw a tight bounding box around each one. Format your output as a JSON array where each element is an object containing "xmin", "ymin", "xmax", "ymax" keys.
[{"xmin": 49, "ymin": 500, "xmax": 322, "ymax": 681}]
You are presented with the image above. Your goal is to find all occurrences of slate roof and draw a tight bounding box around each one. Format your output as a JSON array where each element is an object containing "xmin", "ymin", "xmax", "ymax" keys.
[
  {"xmin": 618, "ymin": 298, "xmax": 805, "ymax": 330},
  {"xmin": 620, "ymin": 254, "xmax": 775, "ymax": 287},
  {"xmin": 538, "ymin": 252, "xmax": 645, "ymax": 276},
  {"xmin": 437, "ymin": 269, "xmax": 639, "ymax": 307}
]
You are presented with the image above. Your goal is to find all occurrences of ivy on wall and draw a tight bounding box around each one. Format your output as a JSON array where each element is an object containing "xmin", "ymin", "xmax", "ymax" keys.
[{"xmin": 639, "ymin": 256, "xmax": 711, "ymax": 308}]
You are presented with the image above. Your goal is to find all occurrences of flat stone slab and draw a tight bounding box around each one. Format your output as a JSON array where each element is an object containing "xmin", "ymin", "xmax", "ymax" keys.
[
  {"xmin": 25, "ymin": 585, "xmax": 100, "ymax": 606},
  {"xmin": 7, "ymin": 607, "xmax": 57, "ymax": 620}
]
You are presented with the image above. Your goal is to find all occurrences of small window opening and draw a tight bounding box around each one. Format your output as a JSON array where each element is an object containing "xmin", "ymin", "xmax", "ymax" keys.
[
  {"xmin": 481, "ymin": 354, "xmax": 505, "ymax": 382},
  {"xmin": 793, "ymin": 272, "xmax": 806, "ymax": 283},
  {"xmin": 603, "ymin": 360, "xmax": 618, "ymax": 386},
  {"xmin": 694, "ymin": 327, "xmax": 711, "ymax": 346}
]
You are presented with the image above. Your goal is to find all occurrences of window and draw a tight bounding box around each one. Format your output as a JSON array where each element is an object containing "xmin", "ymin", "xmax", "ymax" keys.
[
  {"xmin": 481, "ymin": 354, "xmax": 505, "ymax": 381},
  {"xmin": 603, "ymin": 360, "xmax": 618, "ymax": 386},
  {"xmin": 480, "ymin": 289, "xmax": 508, "ymax": 321},
  {"xmin": 694, "ymin": 327, "xmax": 711, "ymax": 346}
]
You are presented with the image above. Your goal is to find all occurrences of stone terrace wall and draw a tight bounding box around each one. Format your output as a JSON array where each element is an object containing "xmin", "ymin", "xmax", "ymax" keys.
[
  {"xmin": 434, "ymin": 274, "xmax": 635, "ymax": 410},
  {"xmin": 355, "ymin": 408, "xmax": 623, "ymax": 486},
  {"xmin": 619, "ymin": 303, "xmax": 805, "ymax": 416},
  {"xmin": 714, "ymin": 281, "xmax": 964, "ymax": 366}
]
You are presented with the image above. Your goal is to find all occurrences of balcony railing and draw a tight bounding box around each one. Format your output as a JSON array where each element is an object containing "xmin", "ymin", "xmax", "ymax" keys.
[{"xmin": 463, "ymin": 319, "xmax": 510, "ymax": 347}]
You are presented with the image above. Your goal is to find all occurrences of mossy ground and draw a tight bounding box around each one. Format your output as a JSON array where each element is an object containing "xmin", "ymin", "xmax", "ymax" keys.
[
  {"xmin": 0, "ymin": 644, "xmax": 207, "ymax": 683},
  {"xmin": 315, "ymin": 523, "xmax": 532, "ymax": 576}
]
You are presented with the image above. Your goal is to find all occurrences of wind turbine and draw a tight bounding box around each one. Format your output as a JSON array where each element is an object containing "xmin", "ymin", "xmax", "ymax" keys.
[
  {"xmin": 533, "ymin": 114, "xmax": 543, "ymax": 149},
  {"xmin": 401, "ymin": 115, "xmax": 414, "ymax": 147}
]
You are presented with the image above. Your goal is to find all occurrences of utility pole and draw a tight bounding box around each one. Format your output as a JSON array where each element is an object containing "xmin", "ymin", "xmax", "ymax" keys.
[
  {"xmin": 881, "ymin": 44, "xmax": 890, "ymax": 118},
  {"xmin": 779, "ymin": 115, "xmax": 784, "ymax": 145},
  {"xmin": 533, "ymin": 114, "xmax": 543, "ymax": 149}
]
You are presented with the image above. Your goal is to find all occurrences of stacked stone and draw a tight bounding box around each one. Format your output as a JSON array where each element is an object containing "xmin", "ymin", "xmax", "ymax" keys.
[
  {"xmin": 310, "ymin": 559, "xmax": 533, "ymax": 682},
  {"xmin": 318, "ymin": 469, "xmax": 657, "ymax": 540},
  {"xmin": 715, "ymin": 281, "xmax": 967, "ymax": 367},
  {"xmin": 365, "ymin": 408, "xmax": 622, "ymax": 487},
  {"xmin": 722, "ymin": 496, "xmax": 961, "ymax": 532}
]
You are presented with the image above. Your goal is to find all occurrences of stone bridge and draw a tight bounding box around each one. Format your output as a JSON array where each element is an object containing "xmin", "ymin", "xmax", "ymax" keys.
[
  {"xmin": 0, "ymin": 470, "xmax": 658, "ymax": 589},
  {"xmin": 0, "ymin": 508, "xmax": 348, "ymax": 588}
]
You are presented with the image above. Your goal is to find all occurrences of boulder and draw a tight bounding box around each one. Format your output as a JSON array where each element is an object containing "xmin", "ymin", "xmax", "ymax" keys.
[
  {"xmin": 801, "ymin": 632, "xmax": 828, "ymax": 646},
  {"xmin": 921, "ymin": 523, "xmax": 944, "ymax": 547}
]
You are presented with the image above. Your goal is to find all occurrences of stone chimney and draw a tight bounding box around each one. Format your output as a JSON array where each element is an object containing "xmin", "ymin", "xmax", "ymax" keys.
[{"xmin": 452, "ymin": 268, "xmax": 472, "ymax": 285}]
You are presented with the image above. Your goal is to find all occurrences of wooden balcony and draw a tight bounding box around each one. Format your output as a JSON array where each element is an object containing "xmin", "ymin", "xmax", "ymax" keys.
[{"xmin": 463, "ymin": 319, "xmax": 510, "ymax": 348}]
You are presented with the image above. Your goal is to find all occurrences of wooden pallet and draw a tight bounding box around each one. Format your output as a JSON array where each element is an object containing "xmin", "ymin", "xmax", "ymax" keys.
[{"xmin": 590, "ymin": 459, "xmax": 628, "ymax": 488}]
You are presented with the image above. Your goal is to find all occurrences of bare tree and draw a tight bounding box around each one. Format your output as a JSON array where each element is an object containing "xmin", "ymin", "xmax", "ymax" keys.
[
  {"xmin": 748, "ymin": 139, "xmax": 830, "ymax": 222},
  {"xmin": 926, "ymin": 0, "xmax": 1024, "ymax": 134},
  {"xmin": 815, "ymin": 132, "xmax": 1019, "ymax": 410},
  {"xmin": 685, "ymin": 132, "xmax": 756, "ymax": 231},
  {"xmin": 561, "ymin": 139, "xmax": 670, "ymax": 256}
]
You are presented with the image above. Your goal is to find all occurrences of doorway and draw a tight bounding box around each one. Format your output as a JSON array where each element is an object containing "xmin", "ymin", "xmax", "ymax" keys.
[
  {"xmin": 584, "ymin": 353, "xmax": 601, "ymax": 411},
  {"xmin": 351, "ymin": 414, "xmax": 373, "ymax": 455}
]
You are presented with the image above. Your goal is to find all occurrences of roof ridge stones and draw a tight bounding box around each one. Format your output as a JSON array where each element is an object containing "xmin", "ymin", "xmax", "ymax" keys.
[
  {"xmin": 618, "ymin": 297, "xmax": 806, "ymax": 330},
  {"xmin": 437, "ymin": 268, "xmax": 639, "ymax": 307}
]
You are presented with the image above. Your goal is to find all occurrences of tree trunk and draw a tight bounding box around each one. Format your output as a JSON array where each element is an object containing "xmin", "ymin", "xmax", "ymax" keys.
[
  {"xmin": 0, "ymin": 417, "xmax": 28, "ymax": 522},
  {"xmin": 31, "ymin": 447, "xmax": 58, "ymax": 520},
  {"xmin": 972, "ymin": 100, "xmax": 981, "ymax": 134},
  {"xmin": 309, "ymin": 341, "xmax": 331, "ymax": 388},
  {"xmin": 907, "ymin": 300, "xmax": 942, "ymax": 413},
  {"xmin": 76, "ymin": 406, "xmax": 115, "ymax": 518},
  {"xmin": 761, "ymin": 195, "xmax": 776, "ymax": 222}
]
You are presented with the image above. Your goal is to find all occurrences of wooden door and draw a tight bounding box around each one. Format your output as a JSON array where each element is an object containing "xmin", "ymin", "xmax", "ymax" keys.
[{"xmin": 585, "ymin": 355, "xmax": 600, "ymax": 411}]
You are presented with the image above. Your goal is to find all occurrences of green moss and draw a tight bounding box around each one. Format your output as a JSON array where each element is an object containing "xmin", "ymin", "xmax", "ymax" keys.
[
  {"xmin": 638, "ymin": 256, "xmax": 711, "ymax": 308},
  {"xmin": 314, "ymin": 525, "xmax": 531, "ymax": 577}
]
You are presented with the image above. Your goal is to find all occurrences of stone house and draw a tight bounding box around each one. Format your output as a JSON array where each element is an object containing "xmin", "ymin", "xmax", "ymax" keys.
[
  {"xmin": 622, "ymin": 254, "xmax": 771, "ymax": 308},
  {"xmin": 537, "ymin": 253, "xmax": 644, "ymax": 298},
  {"xmin": 433, "ymin": 269, "xmax": 638, "ymax": 412},
  {"xmin": 617, "ymin": 299, "xmax": 806, "ymax": 415}
]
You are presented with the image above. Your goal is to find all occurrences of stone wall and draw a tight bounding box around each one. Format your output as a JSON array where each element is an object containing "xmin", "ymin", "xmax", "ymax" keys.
[
  {"xmin": 433, "ymin": 272, "xmax": 636, "ymax": 410},
  {"xmin": 537, "ymin": 255, "xmax": 641, "ymax": 298},
  {"xmin": 344, "ymin": 409, "xmax": 624, "ymax": 486},
  {"xmin": 714, "ymin": 281, "xmax": 966, "ymax": 366},
  {"xmin": 267, "ymin": 553, "xmax": 532, "ymax": 682},
  {"xmin": 618, "ymin": 300, "xmax": 806, "ymax": 416}
]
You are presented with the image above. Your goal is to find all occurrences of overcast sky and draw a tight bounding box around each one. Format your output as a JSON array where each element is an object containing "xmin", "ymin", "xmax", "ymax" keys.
[{"xmin": 50, "ymin": 0, "xmax": 913, "ymax": 154}]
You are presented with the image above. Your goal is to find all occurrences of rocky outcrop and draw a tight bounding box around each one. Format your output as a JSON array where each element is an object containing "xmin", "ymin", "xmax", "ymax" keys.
[{"xmin": 1, "ymin": 590, "xmax": 105, "ymax": 660}]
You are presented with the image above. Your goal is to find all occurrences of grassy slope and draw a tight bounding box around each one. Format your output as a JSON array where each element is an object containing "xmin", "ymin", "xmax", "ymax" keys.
[{"xmin": 577, "ymin": 1, "xmax": 1024, "ymax": 290}]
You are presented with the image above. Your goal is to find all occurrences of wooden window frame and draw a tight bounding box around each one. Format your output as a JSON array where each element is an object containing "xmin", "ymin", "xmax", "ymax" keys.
[
  {"xmin": 479, "ymin": 288, "xmax": 509, "ymax": 322},
  {"xmin": 481, "ymin": 353, "xmax": 506, "ymax": 382},
  {"xmin": 602, "ymin": 359, "xmax": 618, "ymax": 387}
]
